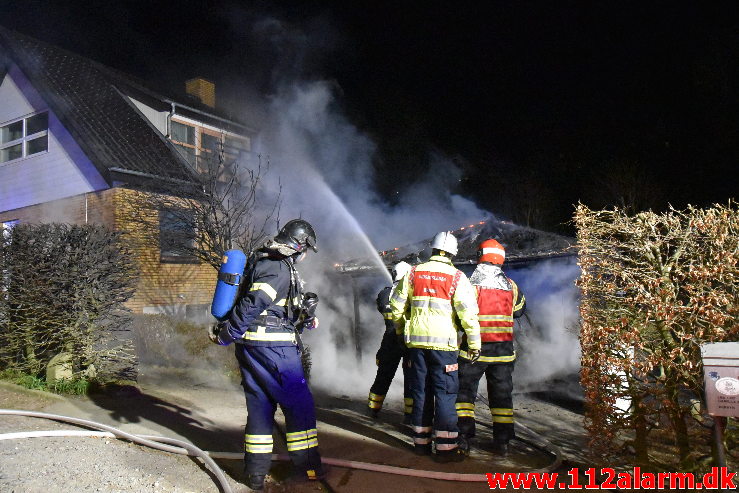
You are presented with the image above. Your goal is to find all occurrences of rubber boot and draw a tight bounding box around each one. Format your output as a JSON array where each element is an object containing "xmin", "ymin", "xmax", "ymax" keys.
[
  {"xmin": 285, "ymin": 467, "xmax": 327, "ymax": 484},
  {"xmin": 457, "ymin": 435, "xmax": 471, "ymax": 454},
  {"xmin": 434, "ymin": 448, "xmax": 466, "ymax": 463},
  {"xmin": 491, "ymin": 440, "xmax": 509, "ymax": 457},
  {"xmin": 245, "ymin": 474, "xmax": 265, "ymax": 491},
  {"xmin": 413, "ymin": 443, "xmax": 432, "ymax": 456}
]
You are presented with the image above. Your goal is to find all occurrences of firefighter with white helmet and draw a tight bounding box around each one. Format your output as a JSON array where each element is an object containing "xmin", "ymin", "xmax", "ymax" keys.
[
  {"xmin": 367, "ymin": 261, "xmax": 413, "ymax": 419},
  {"xmin": 456, "ymin": 238, "xmax": 526, "ymax": 456},
  {"xmin": 389, "ymin": 231, "xmax": 481, "ymax": 462}
]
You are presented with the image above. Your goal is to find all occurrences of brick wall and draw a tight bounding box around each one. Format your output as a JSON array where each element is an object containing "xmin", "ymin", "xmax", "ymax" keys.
[
  {"xmin": 0, "ymin": 189, "xmax": 116, "ymax": 227},
  {"xmin": 112, "ymin": 188, "xmax": 216, "ymax": 316}
]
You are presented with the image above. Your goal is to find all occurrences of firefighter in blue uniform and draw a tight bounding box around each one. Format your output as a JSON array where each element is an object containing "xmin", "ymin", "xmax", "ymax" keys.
[
  {"xmin": 209, "ymin": 219, "xmax": 324, "ymax": 491},
  {"xmin": 367, "ymin": 261, "xmax": 412, "ymax": 419}
]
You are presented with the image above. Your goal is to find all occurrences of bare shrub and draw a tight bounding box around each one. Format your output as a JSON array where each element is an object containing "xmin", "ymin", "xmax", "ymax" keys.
[{"xmin": 0, "ymin": 224, "xmax": 138, "ymax": 380}]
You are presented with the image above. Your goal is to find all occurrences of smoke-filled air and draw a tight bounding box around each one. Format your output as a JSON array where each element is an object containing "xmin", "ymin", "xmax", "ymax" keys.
[{"xmin": 232, "ymin": 18, "xmax": 582, "ymax": 400}]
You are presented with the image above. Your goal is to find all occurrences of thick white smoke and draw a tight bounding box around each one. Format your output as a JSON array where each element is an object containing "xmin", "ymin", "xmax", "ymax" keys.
[
  {"xmin": 508, "ymin": 258, "xmax": 581, "ymax": 393},
  {"xmin": 246, "ymin": 80, "xmax": 582, "ymax": 403},
  {"xmin": 252, "ymin": 80, "xmax": 489, "ymax": 396},
  {"xmin": 222, "ymin": 12, "xmax": 582, "ymax": 403}
]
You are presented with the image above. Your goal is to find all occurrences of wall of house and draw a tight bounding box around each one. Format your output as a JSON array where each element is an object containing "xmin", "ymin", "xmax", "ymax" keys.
[
  {"xmin": 0, "ymin": 65, "xmax": 109, "ymax": 213},
  {"xmin": 0, "ymin": 189, "xmax": 115, "ymax": 228},
  {"xmin": 1, "ymin": 68, "xmax": 215, "ymax": 319},
  {"xmin": 113, "ymin": 188, "xmax": 216, "ymax": 319}
]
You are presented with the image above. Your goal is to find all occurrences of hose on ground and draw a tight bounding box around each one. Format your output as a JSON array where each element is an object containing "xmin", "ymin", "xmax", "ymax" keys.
[
  {"xmin": 0, "ymin": 408, "xmax": 562, "ymax": 485},
  {"xmin": 0, "ymin": 409, "xmax": 233, "ymax": 493}
]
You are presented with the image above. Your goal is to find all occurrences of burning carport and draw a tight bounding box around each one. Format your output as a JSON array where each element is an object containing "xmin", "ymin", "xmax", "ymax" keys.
[{"xmin": 335, "ymin": 219, "xmax": 580, "ymax": 381}]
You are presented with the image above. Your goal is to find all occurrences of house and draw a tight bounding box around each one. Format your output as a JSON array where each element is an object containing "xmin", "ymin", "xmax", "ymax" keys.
[{"xmin": 0, "ymin": 26, "xmax": 256, "ymax": 319}]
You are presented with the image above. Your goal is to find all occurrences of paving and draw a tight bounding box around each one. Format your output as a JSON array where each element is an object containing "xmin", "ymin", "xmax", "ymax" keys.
[{"xmin": 0, "ymin": 367, "xmax": 589, "ymax": 492}]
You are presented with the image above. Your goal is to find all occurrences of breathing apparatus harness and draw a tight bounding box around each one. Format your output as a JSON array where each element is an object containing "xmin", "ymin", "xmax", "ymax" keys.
[{"xmin": 241, "ymin": 248, "xmax": 316, "ymax": 353}]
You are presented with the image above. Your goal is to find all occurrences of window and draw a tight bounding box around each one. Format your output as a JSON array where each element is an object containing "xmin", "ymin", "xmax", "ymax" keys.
[
  {"xmin": 168, "ymin": 118, "xmax": 250, "ymax": 173},
  {"xmin": 222, "ymin": 135, "xmax": 249, "ymax": 167},
  {"xmin": 171, "ymin": 120, "xmax": 195, "ymax": 145},
  {"xmin": 170, "ymin": 120, "xmax": 197, "ymax": 166},
  {"xmin": 0, "ymin": 112, "xmax": 49, "ymax": 164},
  {"xmin": 159, "ymin": 209, "xmax": 197, "ymax": 263}
]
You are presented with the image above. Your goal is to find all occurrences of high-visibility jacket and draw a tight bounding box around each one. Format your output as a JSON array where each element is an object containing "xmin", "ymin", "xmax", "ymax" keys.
[
  {"xmin": 389, "ymin": 255, "xmax": 480, "ymax": 352},
  {"xmin": 459, "ymin": 263, "xmax": 525, "ymax": 361},
  {"xmin": 477, "ymin": 281, "xmax": 524, "ymax": 343}
]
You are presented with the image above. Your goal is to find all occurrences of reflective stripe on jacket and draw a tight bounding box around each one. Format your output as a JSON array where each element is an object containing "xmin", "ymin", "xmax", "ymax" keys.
[
  {"xmin": 389, "ymin": 255, "xmax": 480, "ymax": 351},
  {"xmin": 222, "ymin": 255, "xmax": 299, "ymax": 346},
  {"xmin": 470, "ymin": 263, "xmax": 525, "ymax": 345}
]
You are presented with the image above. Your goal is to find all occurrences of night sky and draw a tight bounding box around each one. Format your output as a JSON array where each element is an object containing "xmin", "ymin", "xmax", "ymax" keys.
[{"xmin": 2, "ymin": 1, "xmax": 737, "ymax": 233}]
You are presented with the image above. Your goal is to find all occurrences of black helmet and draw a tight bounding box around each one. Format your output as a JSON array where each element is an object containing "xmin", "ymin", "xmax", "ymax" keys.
[{"xmin": 275, "ymin": 219, "xmax": 318, "ymax": 253}]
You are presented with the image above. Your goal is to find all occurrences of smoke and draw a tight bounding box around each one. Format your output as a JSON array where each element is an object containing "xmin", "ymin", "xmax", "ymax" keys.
[
  {"xmin": 250, "ymin": 79, "xmax": 489, "ymax": 396},
  {"xmin": 507, "ymin": 257, "xmax": 581, "ymax": 393},
  {"xmin": 225, "ymin": 11, "xmax": 582, "ymax": 401}
]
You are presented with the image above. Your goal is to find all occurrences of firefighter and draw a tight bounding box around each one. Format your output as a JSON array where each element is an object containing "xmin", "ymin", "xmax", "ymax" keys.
[
  {"xmin": 208, "ymin": 219, "xmax": 324, "ymax": 491},
  {"xmin": 367, "ymin": 261, "xmax": 413, "ymax": 420},
  {"xmin": 390, "ymin": 231, "xmax": 481, "ymax": 463},
  {"xmin": 456, "ymin": 238, "xmax": 526, "ymax": 456}
]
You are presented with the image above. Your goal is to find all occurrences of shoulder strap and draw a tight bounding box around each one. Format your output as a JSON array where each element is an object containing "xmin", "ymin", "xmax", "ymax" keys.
[
  {"xmin": 234, "ymin": 252, "xmax": 258, "ymax": 302},
  {"xmin": 449, "ymin": 269, "xmax": 462, "ymax": 298},
  {"xmin": 408, "ymin": 265, "xmax": 417, "ymax": 287},
  {"xmin": 282, "ymin": 258, "xmax": 298, "ymax": 320}
]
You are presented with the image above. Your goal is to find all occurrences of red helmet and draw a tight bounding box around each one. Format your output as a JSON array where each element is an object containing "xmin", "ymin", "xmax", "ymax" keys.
[{"xmin": 477, "ymin": 238, "xmax": 505, "ymax": 264}]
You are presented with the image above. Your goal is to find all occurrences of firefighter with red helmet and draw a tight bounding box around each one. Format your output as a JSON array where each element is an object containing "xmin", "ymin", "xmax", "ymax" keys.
[
  {"xmin": 456, "ymin": 238, "xmax": 526, "ymax": 456},
  {"xmin": 390, "ymin": 231, "xmax": 481, "ymax": 463}
]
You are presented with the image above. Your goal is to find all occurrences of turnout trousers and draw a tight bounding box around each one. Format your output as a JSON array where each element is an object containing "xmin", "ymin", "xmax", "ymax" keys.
[
  {"xmin": 368, "ymin": 329, "xmax": 411, "ymax": 416},
  {"xmin": 407, "ymin": 348, "xmax": 459, "ymax": 452},
  {"xmin": 456, "ymin": 349, "xmax": 515, "ymax": 442},
  {"xmin": 236, "ymin": 344, "xmax": 323, "ymax": 478}
]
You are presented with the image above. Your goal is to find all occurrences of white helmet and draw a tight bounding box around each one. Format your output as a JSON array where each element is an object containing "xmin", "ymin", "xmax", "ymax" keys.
[
  {"xmin": 392, "ymin": 261, "xmax": 412, "ymax": 281},
  {"xmin": 431, "ymin": 231, "xmax": 458, "ymax": 256}
]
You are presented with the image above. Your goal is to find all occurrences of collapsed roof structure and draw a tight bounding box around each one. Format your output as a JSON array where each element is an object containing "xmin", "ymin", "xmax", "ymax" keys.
[{"xmin": 336, "ymin": 218, "xmax": 576, "ymax": 276}]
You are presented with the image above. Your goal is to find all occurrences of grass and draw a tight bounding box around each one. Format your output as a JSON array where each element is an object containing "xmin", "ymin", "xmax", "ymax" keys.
[{"xmin": 0, "ymin": 369, "xmax": 90, "ymax": 395}]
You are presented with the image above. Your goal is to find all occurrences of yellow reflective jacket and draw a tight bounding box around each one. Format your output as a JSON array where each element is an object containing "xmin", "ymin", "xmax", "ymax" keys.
[{"xmin": 389, "ymin": 255, "xmax": 481, "ymax": 351}]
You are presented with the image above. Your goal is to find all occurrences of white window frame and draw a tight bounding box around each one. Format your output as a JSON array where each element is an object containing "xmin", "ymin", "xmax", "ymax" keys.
[
  {"xmin": 169, "ymin": 115, "xmax": 251, "ymax": 172},
  {"xmin": 0, "ymin": 111, "xmax": 49, "ymax": 165}
]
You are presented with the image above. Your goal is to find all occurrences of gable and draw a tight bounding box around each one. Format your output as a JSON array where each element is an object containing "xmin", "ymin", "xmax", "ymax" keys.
[
  {"xmin": 0, "ymin": 64, "xmax": 108, "ymax": 213},
  {"xmin": 0, "ymin": 26, "xmax": 197, "ymax": 186}
]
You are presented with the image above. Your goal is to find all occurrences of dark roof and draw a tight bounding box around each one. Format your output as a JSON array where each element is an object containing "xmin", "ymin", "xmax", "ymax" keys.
[
  {"xmin": 338, "ymin": 219, "xmax": 576, "ymax": 275},
  {"xmin": 0, "ymin": 26, "xmax": 221, "ymax": 185}
]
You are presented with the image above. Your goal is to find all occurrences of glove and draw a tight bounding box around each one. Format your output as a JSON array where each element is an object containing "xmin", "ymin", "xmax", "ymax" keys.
[
  {"xmin": 300, "ymin": 292, "xmax": 319, "ymax": 327},
  {"xmin": 468, "ymin": 349, "xmax": 481, "ymax": 364},
  {"xmin": 302, "ymin": 316, "xmax": 319, "ymax": 331},
  {"xmin": 207, "ymin": 324, "xmax": 221, "ymax": 344},
  {"xmin": 301, "ymin": 292, "xmax": 319, "ymax": 319}
]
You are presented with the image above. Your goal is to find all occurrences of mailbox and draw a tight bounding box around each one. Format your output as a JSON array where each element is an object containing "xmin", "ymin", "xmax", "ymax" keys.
[{"xmin": 702, "ymin": 342, "xmax": 739, "ymax": 417}]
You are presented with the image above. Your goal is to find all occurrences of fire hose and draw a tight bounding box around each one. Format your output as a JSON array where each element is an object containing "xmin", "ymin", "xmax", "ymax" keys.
[{"xmin": 0, "ymin": 408, "xmax": 562, "ymax": 490}]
